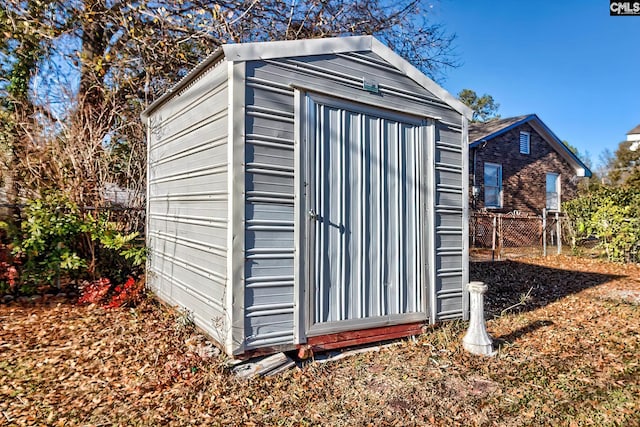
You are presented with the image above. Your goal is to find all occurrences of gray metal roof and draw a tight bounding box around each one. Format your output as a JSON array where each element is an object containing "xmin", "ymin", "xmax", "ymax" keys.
[
  {"xmin": 469, "ymin": 114, "xmax": 592, "ymax": 178},
  {"xmin": 141, "ymin": 36, "xmax": 473, "ymax": 121}
]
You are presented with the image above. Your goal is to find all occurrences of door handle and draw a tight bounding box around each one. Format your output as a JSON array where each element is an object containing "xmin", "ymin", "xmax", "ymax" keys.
[{"xmin": 308, "ymin": 209, "xmax": 318, "ymax": 221}]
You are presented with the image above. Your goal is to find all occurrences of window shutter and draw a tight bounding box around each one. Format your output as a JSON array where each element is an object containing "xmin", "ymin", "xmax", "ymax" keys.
[{"xmin": 519, "ymin": 132, "xmax": 530, "ymax": 154}]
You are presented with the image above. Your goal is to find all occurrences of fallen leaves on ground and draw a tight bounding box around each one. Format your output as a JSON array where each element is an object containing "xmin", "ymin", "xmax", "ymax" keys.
[{"xmin": 0, "ymin": 256, "xmax": 638, "ymax": 426}]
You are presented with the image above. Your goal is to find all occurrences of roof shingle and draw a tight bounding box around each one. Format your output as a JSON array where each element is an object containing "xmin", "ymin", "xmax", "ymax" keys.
[
  {"xmin": 467, "ymin": 113, "xmax": 592, "ymax": 178},
  {"xmin": 468, "ymin": 115, "xmax": 531, "ymax": 143},
  {"xmin": 627, "ymin": 124, "xmax": 640, "ymax": 135}
]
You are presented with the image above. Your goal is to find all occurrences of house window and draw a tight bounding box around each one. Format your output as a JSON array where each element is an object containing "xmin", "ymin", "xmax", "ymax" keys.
[
  {"xmin": 484, "ymin": 163, "xmax": 502, "ymax": 208},
  {"xmin": 546, "ymin": 173, "xmax": 560, "ymax": 211},
  {"xmin": 520, "ymin": 131, "xmax": 530, "ymax": 154}
]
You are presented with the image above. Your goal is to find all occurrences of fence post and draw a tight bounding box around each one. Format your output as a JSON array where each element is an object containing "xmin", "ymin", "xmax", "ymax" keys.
[
  {"xmin": 491, "ymin": 215, "xmax": 497, "ymax": 262},
  {"xmin": 542, "ymin": 208, "xmax": 547, "ymax": 256},
  {"xmin": 471, "ymin": 214, "xmax": 476, "ymax": 247},
  {"xmin": 556, "ymin": 212, "xmax": 561, "ymax": 255},
  {"xmin": 498, "ymin": 214, "xmax": 502, "ymax": 260}
]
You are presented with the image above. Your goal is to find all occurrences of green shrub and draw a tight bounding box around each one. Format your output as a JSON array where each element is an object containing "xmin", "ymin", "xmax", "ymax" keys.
[
  {"xmin": 564, "ymin": 187, "xmax": 640, "ymax": 263},
  {"xmin": 6, "ymin": 192, "xmax": 146, "ymax": 295},
  {"xmin": 13, "ymin": 194, "xmax": 87, "ymax": 289}
]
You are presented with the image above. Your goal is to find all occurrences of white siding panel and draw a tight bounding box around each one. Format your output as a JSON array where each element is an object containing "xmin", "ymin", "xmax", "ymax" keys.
[
  {"xmin": 246, "ymin": 202, "xmax": 293, "ymax": 221},
  {"xmin": 151, "ymin": 254, "xmax": 226, "ymax": 302},
  {"xmin": 246, "ymin": 84, "xmax": 294, "ymax": 114},
  {"xmin": 437, "ymin": 169, "xmax": 462, "ymax": 187},
  {"xmin": 149, "ymin": 114, "xmax": 227, "ymax": 163},
  {"xmin": 150, "ymin": 145, "xmax": 227, "ymax": 178},
  {"xmin": 151, "ymin": 236, "xmax": 226, "ymax": 272},
  {"xmin": 152, "ymin": 270, "xmax": 226, "ymax": 343},
  {"xmin": 293, "ymin": 53, "xmax": 437, "ymax": 100},
  {"xmin": 435, "ymin": 147, "xmax": 463, "ymax": 165},
  {"xmin": 246, "ymin": 143, "xmax": 294, "ymax": 169},
  {"xmin": 436, "ymin": 212, "xmax": 463, "ymax": 228},
  {"xmin": 247, "ymin": 54, "xmax": 461, "ymax": 124},
  {"xmin": 149, "ymin": 61, "xmax": 227, "ymax": 128},
  {"xmin": 148, "ymin": 216, "xmax": 226, "ymax": 249},
  {"xmin": 438, "ymin": 129, "xmax": 463, "ymax": 147},
  {"xmin": 246, "ymin": 114, "xmax": 295, "ymax": 141},
  {"xmin": 245, "ymin": 257, "xmax": 295, "ymax": 281},
  {"xmin": 246, "ymin": 283, "xmax": 294, "ymax": 307},
  {"xmin": 149, "ymin": 199, "xmax": 227, "ymax": 220},
  {"xmin": 149, "ymin": 172, "xmax": 227, "ymax": 196},
  {"xmin": 243, "ymin": 71, "xmax": 296, "ymax": 348},
  {"xmin": 436, "ymin": 190, "xmax": 463, "ymax": 207},
  {"xmin": 245, "ymin": 172, "xmax": 294, "ymax": 195},
  {"xmin": 246, "ymin": 229, "xmax": 295, "ymax": 249},
  {"xmin": 146, "ymin": 61, "xmax": 230, "ymax": 344},
  {"xmin": 434, "ymin": 123, "xmax": 464, "ymax": 320}
]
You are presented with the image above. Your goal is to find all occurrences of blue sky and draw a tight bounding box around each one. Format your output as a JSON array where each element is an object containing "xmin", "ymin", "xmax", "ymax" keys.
[{"xmin": 436, "ymin": 0, "xmax": 640, "ymax": 168}]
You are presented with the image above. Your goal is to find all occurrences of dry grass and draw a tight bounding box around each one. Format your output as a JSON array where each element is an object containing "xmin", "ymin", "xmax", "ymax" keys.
[{"xmin": 1, "ymin": 256, "xmax": 639, "ymax": 426}]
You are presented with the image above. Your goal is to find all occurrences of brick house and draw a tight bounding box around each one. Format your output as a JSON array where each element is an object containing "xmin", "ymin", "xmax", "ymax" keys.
[{"xmin": 469, "ymin": 114, "xmax": 591, "ymax": 214}]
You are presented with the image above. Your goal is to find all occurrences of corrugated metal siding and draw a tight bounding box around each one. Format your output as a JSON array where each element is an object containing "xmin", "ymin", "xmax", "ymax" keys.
[
  {"xmin": 251, "ymin": 53, "xmax": 461, "ymax": 124},
  {"xmin": 310, "ymin": 101, "xmax": 425, "ymax": 326},
  {"xmin": 244, "ymin": 71, "xmax": 296, "ymax": 349},
  {"xmin": 244, "ymin": 51, "xmax": 464, "ymax": 346},
  {"xmin": 434, "ymin": 123, "xmax": 465, "ymax": 320},
  {"xmin": 147, "ymin": 61, "xmax": 229, "ymax": 343}
]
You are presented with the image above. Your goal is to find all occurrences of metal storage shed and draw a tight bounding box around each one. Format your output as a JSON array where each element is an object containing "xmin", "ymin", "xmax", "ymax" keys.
[{"xmin": 141, "ymin": 36, "xmax": 472, "ymax": 358}]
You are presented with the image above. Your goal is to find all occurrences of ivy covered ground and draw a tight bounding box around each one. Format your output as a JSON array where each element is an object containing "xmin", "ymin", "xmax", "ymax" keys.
[{"xmin": 1, "ymin": 256, "xmax": 639, "ymax": 426}]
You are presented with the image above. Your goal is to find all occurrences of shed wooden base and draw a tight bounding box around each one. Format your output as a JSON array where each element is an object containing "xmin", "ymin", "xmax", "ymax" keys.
[
  {"xmin": 304, "ymin": 322, "xmax": 425, "ymax": 352},
  {"xmin": 241, "ymin": 322, "xmax": 426, "ymax": 360}
]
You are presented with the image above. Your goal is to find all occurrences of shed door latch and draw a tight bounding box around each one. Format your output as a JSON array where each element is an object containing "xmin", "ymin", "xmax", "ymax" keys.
[{"xmin": 308, "ymin": 209, "xmax": 318, "ymax": 221}]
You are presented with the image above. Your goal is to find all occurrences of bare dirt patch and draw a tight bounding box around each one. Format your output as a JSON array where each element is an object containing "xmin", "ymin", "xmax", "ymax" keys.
[{"xmin": 601, "ymin": 289, "xmax": 640, "ymax": 305}]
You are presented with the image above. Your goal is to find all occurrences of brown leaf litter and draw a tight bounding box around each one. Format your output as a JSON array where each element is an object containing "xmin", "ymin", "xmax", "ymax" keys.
[{"xmin": 0, "ymin": 255, "xmax": 638, "ymax": 426}]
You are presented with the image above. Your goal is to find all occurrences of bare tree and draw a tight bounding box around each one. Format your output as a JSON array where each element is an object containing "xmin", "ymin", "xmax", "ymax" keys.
[{"xmin": 1, "ymin": 0, "xmax": 458, "ymax": 210}]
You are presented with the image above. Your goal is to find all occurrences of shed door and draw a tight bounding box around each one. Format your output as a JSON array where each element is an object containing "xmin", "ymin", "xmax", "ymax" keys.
[{"xmin": 306, "ymin": 95, "xmax": 427, "ymax": 335}]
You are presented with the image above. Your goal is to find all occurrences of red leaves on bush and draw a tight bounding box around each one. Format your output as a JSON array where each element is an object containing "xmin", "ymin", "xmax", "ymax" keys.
[
  {"xmin": 105, "ymin": 276, "xmax": 144, "ymax": 308},
  {"xmin": 78, "ymin": 278, "xmax": 112, "ymax": 305},
  {"xmin": 7, "ymin": 265, "xmax": 17, "ymax": 286},
  {"xmin": 1, "ymin": 262, "xmax": 18, "ymax": 290},
  {"xmin": 0, "ymin": 244, "xmax": 21, "ymax": 293},
  {"xmin": 78, "ymin": 276, "xmax": 145, "ymax": 308}
]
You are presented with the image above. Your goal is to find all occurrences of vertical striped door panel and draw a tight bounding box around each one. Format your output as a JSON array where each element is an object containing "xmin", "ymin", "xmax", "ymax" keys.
[{"xmin": 310, "ymin": 101, "xmax": 425, "ymax": 325}]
